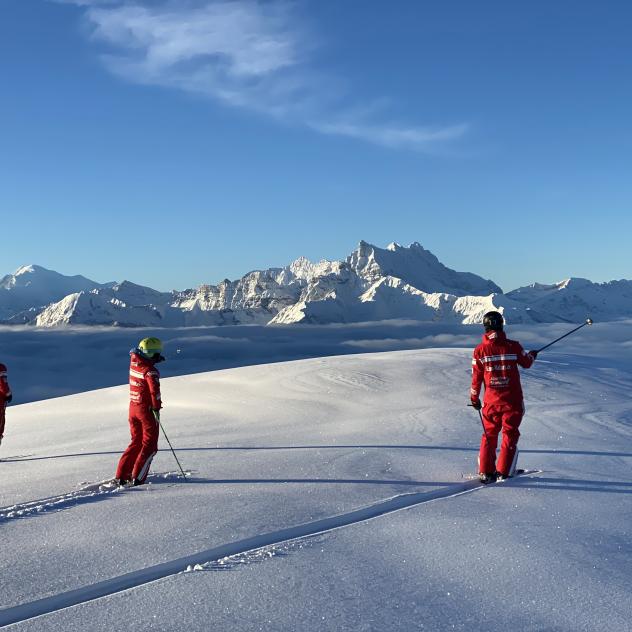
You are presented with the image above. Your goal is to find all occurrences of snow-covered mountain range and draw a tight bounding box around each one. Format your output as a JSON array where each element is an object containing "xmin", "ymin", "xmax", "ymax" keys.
[
  {"xmin": 0, "ymin": 265, "xmax": 112, "ymax": 321},
  {"xmin": 1, "ymin": 242, "xmax": 630, "ymax": 327}
]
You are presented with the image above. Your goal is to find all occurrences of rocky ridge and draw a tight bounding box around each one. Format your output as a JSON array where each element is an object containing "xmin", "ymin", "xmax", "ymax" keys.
[{"xmin": 1, "ymin": 242, "xmax": 629, "ymax": 327}]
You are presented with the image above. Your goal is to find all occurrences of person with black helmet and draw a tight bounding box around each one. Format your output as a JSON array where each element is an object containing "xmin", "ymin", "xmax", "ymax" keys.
[
  {"xmin": 115, "ymin": 337, "xmax": 165, "ymax": 486},
  {"xmin": 470, "ymin": 311, "xmax": 537, "ymax": 483}
]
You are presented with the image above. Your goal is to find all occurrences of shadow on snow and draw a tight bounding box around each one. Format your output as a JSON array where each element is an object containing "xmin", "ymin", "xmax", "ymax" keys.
[{"xmin": 4, "ymin": 444, "xmax": 632, "ymax": 463}]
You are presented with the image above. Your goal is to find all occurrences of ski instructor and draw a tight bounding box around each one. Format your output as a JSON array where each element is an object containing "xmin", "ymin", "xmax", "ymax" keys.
[
  {"xmin": 0, "ymin": 362, "xmax": 12, "ymax": 447},
  {"xmin": 470, "ymin": 311, "xmax": 537, "ymax": 483},
  {"xmin": 115, "ymin": 337, "xmax": 165, "ymax": 486}
]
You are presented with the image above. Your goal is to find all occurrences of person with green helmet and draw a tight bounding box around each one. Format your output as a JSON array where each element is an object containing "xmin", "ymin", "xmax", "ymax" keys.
[{"xmin": 115, "ymin": 337, "xmax": 165, "ymax": 486}]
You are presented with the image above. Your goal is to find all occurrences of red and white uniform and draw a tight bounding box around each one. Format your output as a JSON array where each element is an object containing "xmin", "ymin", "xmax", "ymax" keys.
[
  {"xmin": 116, "ymin": 352, "xmax": 162, "ymax": 483},
  {"xmin": 471, "ymin": 331, "xmax": 535, "ymax": 476},
  {"xmin": 0, "ymin": 363, "xmax": 11, "ymax": 440}
]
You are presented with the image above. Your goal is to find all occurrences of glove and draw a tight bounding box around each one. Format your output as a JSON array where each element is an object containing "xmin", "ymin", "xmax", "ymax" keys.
[
  {"xmin": 6, "ymin": 394, "xmax": 12, "ymax": 404},
  {"xmin": 151, "ymin": 408, "xmax": 161, "ymax": 422},
  {"xmin": 529, "ymin": 350, "xmax": 538, "ymax": 360},
  {"xmin": 470, "ymin": 398, "xmax": 482, "ymax": 411}
]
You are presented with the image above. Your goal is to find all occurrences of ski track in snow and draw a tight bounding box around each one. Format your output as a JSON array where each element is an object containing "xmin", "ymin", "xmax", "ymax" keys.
[
  {"xmin": 0, "ymin": 454, "xmax": 34, "ymax": 462},
  {"xmin": 0, "ymin": 472, "xmax": 187, "ymax": 523},
  {"xmin": 185, "ymin": 536, "xmax": 323, "ymax": 573},
  {"xmin": 0, "ymin": 471, "xmax": 539, "ymax": 628}
]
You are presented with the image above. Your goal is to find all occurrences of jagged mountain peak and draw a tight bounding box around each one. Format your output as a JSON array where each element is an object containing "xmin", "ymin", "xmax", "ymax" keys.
[
  {"xmin": 290, "ymin": 255, "xmax": 311, "ymax": 265},
  {"xmin": 508, "ymin": 277, "xmax": 595, "ymax": 300},
  {"xmin": 108, "ymin": 280, "xmax": 168, "ymax": 297},
  {"xmin": 2, "ymin": 245, "xmax": 631, "ymax": 327},
  {"xmin": 0, "ymin": 264, "xmax": 108, "ymax": 319},
  {"xmin": 288, "ymin": 256, "xmax": 340, "ymax": 281},
  {"xmin": 347, "ymin": 240, "xmax": 502, "ymax": 297},
  {"xmin": 385, "ymin": 241, "xmax": 424, "ymax": 252},
  {"xmin": 6, "ymin": 264, "xmax": 98, "ymax": 282},
  {"xmin": 558, "ymin": 277, "xmax": 593, "ymax": 290},
  {"xmin": 14, "ymin": 264, "xmax": 42, "ymax": 276}
]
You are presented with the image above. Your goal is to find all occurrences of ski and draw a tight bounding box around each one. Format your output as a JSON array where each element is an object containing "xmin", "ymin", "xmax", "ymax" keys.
[
  {"xmin": 461, "ymin": 469, "xmax": 535, "ymax": 484},
  {"xmin": 77, "ymin": 470, "xmax": 188, "ymax": 493},
  {"xmin": 77, "ymin": 478, "xmax": 129, "ymax": 492}
]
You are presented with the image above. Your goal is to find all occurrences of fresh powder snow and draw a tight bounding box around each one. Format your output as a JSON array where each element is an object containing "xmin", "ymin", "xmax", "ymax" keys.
[{"xmin": 0, "ymin": 321, "xmax": 630, "ymax": 630}]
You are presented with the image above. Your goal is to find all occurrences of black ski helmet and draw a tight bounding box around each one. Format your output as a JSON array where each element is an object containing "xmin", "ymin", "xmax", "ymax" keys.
[{"xmin": 483, "ymin": 311, "xmax": 504, "ymax": 332}]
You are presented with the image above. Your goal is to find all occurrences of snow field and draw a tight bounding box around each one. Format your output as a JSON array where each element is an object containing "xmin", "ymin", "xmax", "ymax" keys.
[{"xmin": 1, "ymin": 344, "xmax": 631, "ymax": 630}]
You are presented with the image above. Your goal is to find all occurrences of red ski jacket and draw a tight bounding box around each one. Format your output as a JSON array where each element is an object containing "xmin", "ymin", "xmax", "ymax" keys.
[
  {"xmin": 129, "ymin": 352, "xmax": 162, "ymax": 410},
  {"xmin": 471, "ymin": 331, "xmax": 534, "ymax": 409},
  {"xmin": 0, "ymin": 363, "xmax": 11, "ymax": 403}
]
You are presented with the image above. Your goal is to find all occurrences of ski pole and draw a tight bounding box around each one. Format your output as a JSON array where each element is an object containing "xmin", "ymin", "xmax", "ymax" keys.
[
  {"xmin": 153, "ymin": 410, "xmax": 188, "ymax": 481},
  {"xmin": 535, "ymin": 318, "xmax": 593, "ymax": 354},
  {"xmin": 468, "ymin": 403, "xmax": 491, "ymax": 444}
]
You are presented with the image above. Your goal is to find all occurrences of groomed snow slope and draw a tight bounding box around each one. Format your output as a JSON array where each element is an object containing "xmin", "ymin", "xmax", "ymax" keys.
[{"xmin": 1, "ymin": 346, "xmax": 631, "ymax": 631}]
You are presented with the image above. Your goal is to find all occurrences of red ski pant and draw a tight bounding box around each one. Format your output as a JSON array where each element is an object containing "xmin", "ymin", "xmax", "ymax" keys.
[
  {"xmin": 116, "ymin": 405, "xmax": 159, "ymax": 483},
  {"xmin": 479, "ymin": 405, "xmax": 523, "ymax": 476}
]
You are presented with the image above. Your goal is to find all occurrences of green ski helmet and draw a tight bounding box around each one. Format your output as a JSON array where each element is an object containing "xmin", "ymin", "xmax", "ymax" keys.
[{"xmin": 138, "ymin": 337, "xmax": 164, "ymax": 360}]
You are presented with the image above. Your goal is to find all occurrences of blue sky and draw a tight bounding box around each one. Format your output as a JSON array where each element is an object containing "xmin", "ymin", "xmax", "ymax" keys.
[{"xmin": 1, "ymin": 0, "xmax": 630, "ymax": 292}]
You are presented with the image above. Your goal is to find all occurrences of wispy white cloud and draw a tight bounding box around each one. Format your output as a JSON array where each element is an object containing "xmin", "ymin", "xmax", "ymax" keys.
[
  {"xmin": 53, "ymin": 0, "xmax": 119, "ymax": 6},
  {"xmin": 59, "ymin": 0, "xmax": 469, "ymax": 152},
  {"xmin": 311, "ymin": 121, "xmax": 470, "ymax": 152}
]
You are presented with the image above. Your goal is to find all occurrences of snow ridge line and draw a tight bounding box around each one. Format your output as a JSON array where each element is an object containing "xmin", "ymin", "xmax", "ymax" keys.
[{"xmin": 0, "ymin": 473, "xmax": 536, "ymax": 628}]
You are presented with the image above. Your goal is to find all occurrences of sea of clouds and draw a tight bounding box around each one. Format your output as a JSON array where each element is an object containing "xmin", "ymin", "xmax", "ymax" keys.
[{"xmin": 1, "ymin": 319, "xmax": 629, "ymax": 404}]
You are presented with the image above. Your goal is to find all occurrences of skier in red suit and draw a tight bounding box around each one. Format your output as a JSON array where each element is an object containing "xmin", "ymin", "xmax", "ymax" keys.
[
  {"xmin": 470, "ymin": 312, "xmax": 537, "ymax": 483},
  {"xmin": 115, "ymin": 337, "xmax": 165, "ymax": 486},
  {"xmin": 0, "ymin": 363, "xmax": 12, "ymax": 447}
]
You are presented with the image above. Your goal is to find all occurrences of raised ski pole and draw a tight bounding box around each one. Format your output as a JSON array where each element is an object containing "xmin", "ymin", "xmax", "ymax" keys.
[
  {"xmin": 154, "ymin": 411, "xmax": 187, "ymax": 482},
  {"xmin": 535, "ymin": 318, "xmax": 593, "ymax": 353}
]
